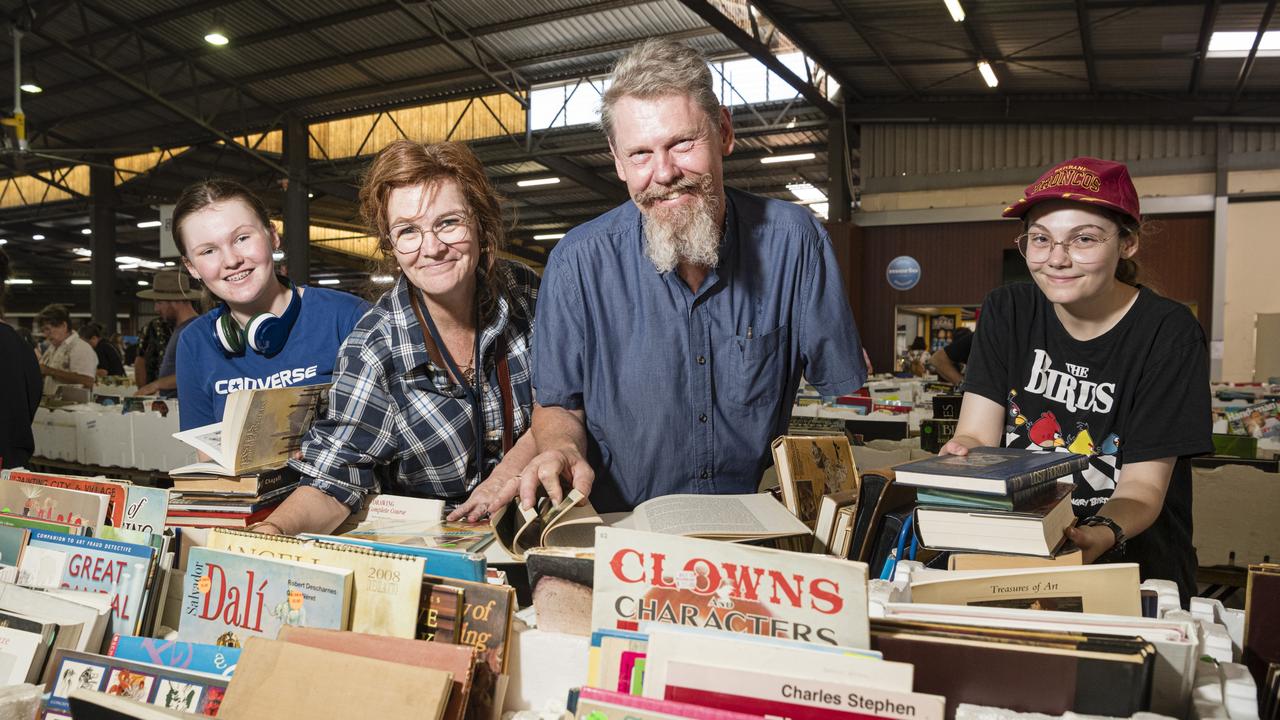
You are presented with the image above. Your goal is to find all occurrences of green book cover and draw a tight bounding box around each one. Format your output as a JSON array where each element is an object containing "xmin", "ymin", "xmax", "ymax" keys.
[{"xmin": 0, "ymin": 525, "xmax": 27, "ymax": 566}]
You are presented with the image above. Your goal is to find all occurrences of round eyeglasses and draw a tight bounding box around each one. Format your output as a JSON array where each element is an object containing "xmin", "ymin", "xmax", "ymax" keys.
[
  {"xmin": 1014, "ymin": 231, "xmax": 1117, "ymax": 264},
  {"xmin": 388, "ymin": 212, "xmax": 472, "ymax": 255}
]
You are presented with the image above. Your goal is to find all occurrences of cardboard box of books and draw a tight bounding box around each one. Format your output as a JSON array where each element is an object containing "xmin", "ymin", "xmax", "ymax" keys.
[
  {"xmin": 33, "ymin": 406, "xmax": 80, "ymax": 462},
  {"xmin": 75, "ymin": 407, "xmax": 133, "ymax": 468}
]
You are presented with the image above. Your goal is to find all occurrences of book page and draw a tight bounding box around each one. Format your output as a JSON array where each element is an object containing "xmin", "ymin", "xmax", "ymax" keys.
[
  {"xmin": 625, "ymin": 494, "xmax": 807, "ymax": 537},
  {"xmin": 171, "ymin": 424, "xmax": 226, "ymax": 468},
  {"xmin": 230, "ymin": 384, "xmax": 329, "ymax": 474}
]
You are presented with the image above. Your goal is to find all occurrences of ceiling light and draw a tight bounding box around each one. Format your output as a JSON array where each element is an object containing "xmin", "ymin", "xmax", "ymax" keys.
[
  {"xmin": 316, "ymin": 278, "xmax": 340, "ymax": 286},
  {"xmin": 271, "ymin": 250, "xmax": 285, "ymax": 261},
  {"xmin": 977, "ymin": 60, "xmax": 999, "ymax": 88},
  {"xmin": 137, "ymin": 280, "xmax": 149, "ymax": 286},
  {"xmin": 19, "ymin": 81, "xmax": 41, "ymax": 94},
  {"xmin": 307, "ymin": 192, "xmax": 314, "ymax": 199},
  {"xmin": 761, "ymin": 153, "xmax": 817, "ymax": 165},
  {"xmin": 71, "ymin": 279, "xmax": 92, "ymax": 286},
  {"xmin": 0, "ymin": 239, "xmax": 7, "ymax": 245},
  {"xmin": 140, "ymin": 260, "xmax": 166, "ymax": 269},
  {"xmin": 72, "ymin": 248, "xmax": 92, "ymax": 257},
  {"xmin": 943, "ymin": 0, "xmax": 966, "ymax": 22},
  {"xmin": 31, "ymin": 234, "xmax": 44, "ymax": 241},
  {"xmin": 517, "ymin": 177, "xmax": 561, "ymax": 188},
  {"xmin": 118, "ymin": 264, "xmax": 139, "ymax": 270},
  {"xmin": 115, "ymin": 255, "xmax": 141, "ymax": 264},
  {"xmin": 136, "ymin": 220, "xmax": 162, "ymax": 229},
  {"xmin": 371, "ymin": 274, "xmax": 395, "ymax": 284},
  {"xmin": 810, "ymin": 202, "xmax": 830, "ymax": 220},
  {"xmin": 80, "ymin": 228, "xmax": 92, "ymax": 235},
  {"xmin": 1207, "ymin": 31, "xmax": 1280, "ymax": 58},
  {"xmin": 787, "ymin": 182, "xmax": 827, "ymax": 204},
  {"xmin": 4, "ymin": 278, "xmax": 31, "ymax": 285},
  {"xmin": 532, "ymin": 232, "xmax": 566, "ymax": 241},
  {"xmin": 204, "ymin": 14, "xmax": 230, "ymax": 47},
  {"xmin": 164, "ymin": 261, "xmax": 175, "ymax": 267}
]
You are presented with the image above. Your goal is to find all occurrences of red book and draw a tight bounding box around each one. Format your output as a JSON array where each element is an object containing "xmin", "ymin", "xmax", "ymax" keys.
[{"xmin": 165, "ymin": 505, "xmax": 275, "ymax": 529}]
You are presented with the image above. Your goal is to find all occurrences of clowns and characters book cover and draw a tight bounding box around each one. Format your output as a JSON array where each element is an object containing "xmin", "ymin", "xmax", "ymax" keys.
[
  {"xmin": 592, "ymin": 527, "xmax": 870, "ymax": 649},
  {"xmin": 179, "ymin": 547, "xmax": 352, "ymax": 647}
]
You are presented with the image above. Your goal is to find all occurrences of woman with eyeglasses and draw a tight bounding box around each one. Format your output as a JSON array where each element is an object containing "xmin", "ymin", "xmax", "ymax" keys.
[
  {"xmin": 253, "ymin": 140, "xmax": 540, "ymax": 536},
  {"xmin": 940, "ymin": 157, "xmax": 1211, "ymax": 605},
  {"xmin": 173, "ymin": 180, "xmax": 370, "ymax": 432}
]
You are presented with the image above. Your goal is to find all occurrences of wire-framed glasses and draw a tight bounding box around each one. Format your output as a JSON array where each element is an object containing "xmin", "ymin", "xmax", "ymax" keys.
[
  {"xmin": 388, "ymin": 212, "xmax": 472, "ymax": 254},
  {"xmin": 1014, "ymin": 231, "xmax": 1117, "ymax": 263}
]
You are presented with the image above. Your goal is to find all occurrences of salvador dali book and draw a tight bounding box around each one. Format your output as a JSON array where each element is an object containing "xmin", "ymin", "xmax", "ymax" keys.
[{"xmin": 179, "ymin": 546, "xmax": 353, "ymax": 648}]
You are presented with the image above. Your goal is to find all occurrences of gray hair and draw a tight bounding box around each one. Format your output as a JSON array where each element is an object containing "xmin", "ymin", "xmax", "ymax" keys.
[{"xmin": 600, "ymin": 39, "xmax": 722, "ymax": 142}]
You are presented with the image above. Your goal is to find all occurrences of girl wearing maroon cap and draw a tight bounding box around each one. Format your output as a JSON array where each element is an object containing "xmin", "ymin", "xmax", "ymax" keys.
[{"xmin": 941, "ymin": 156, "xmax": 1211, "ymax": 605}]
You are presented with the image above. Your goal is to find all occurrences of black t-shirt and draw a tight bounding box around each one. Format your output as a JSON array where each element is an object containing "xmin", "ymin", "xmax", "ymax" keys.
[
  {"xmin": 943, "ymin": 328, "xmax": 974, "ymax": 365},
  {"xmin": 965, "ymin": 283, "xmax": 1212, "ymax": 603},
  {"xmin": 0, "ymin": 323, "xmax": 41, "ymax": 469},
  {"xmin": 95, "ymin": 341, "xmax": 125, "ymax": 377}
]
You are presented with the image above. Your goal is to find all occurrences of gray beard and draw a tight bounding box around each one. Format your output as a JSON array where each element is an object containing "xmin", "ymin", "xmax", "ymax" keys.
[{"xmin": 640, "ymin": 193, "xmax": 722, "ymax": 274}]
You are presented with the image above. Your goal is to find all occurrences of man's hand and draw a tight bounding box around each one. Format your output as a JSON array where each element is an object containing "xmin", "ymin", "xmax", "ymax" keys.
[
  {"xmin": 516, "ymin": 447, "xmax": 594, "ymax": 511},
  {"xmin": 448, "ymin": 473, "xmax": 518, "ymax": 523},
  {"xmin": 137, "ymin": 382, "xmax": 159, "ymax": 396}
]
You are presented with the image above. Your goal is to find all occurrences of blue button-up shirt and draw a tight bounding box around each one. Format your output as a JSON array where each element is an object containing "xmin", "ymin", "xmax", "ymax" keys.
[{"xmin": 534, "ymin": 188, "xmax": 866, "ymax": 512}]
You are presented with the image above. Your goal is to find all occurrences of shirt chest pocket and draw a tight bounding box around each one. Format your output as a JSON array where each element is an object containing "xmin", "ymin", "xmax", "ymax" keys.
[{"xmin": 726, "ymin": 324, "xmax": 788, "ymax": 407}]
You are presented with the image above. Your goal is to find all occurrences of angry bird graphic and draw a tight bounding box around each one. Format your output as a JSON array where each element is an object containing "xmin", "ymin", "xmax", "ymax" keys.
[
  {"xmin": 1007, "ymin": 390, "xmax": 1028, "ymax": 428},
  {"xmin": 1068, "ymin": 421, "xmax": 1095, "ymax": 456},
  {"xmin": 1099, "ymin": 432, "xmax": 1121, "ymax": 456},
  {"xmin": 1028, "ymin": 412, "xmax": 1065, "ymax": 448}
]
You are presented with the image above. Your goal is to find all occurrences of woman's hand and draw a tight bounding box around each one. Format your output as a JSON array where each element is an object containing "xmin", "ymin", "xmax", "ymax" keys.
[
  {"xmin": 448, "ymin": 473, "xmax": 518, "ymax": 523},
  {"xmin": 938, "ymin": 433, "xmax": 984, "ymax": 456},
  {"xmin": 1064, "ymin": 522, "xmax": 1116, "ymax": 564}
]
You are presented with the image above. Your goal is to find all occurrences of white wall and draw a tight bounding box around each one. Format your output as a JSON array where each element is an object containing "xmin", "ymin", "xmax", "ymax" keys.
[{"xmin": 1223, "ymin": 200, "xmax": 1280, "ymax": 382}]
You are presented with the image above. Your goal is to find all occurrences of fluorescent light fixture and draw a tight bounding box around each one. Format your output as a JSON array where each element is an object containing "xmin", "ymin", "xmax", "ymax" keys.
[
  {"xmin": 164, "ymin": 261, "xmax": 175, "ymax": 266},
  {"xmin": 19, "ymin": 81, "xmax": 41, "ymax": 94},
  {"xmin": 943, "ymin": 0, "xmax": 965, "ymax": 22},
  {"xmin": 115, "ymin": 255, "xmax": 141, "ymax": 264},
  {"xmin": 271, "ymin": 250, "xmax": 285, "ymax": 261},
  {"xmin": 977, "ymin": 60, "xmax": 999, "ymax": 88},
  {"xmin": 316, "ymin": 278, "xmax": 340, "ymax": 286},
  {"xmin": 1208, "ymin": 31, "xmax": 1280, "ymax": 58},
  {"xmin": 0, "ymin": 239, "xmax": 7, "ymax": 245},
  {"xmin": 118, "ymin": 264, "xmax": 139, "ymax": 270},
  {"xmin": 4, "ymin": 278, "xmax": 31, "ymax": 285},
  {"xmin": 307, "ymin": 192, "xmax": 314, "ymax": 199},
  {"xmin": 516, "ymin": 177, "xmax": 561, "ymax": 188},
  {"xmin": 760, "ymin": 152, "xmax": 817, "ymax": 165},
  {"xmin": 31, "ymin": 234, "xmax": 44, "ymax": 241},
  {"xmin": 71, "ymin": 279, "xmax": 92, "ymax": 286},
  {"xmin": 80, "ymin": 228, "xmax": 92, "ymax": 235},
  {"xmin": 137, "ymin": 280, "xmax": 149, "ymax": 286},
  {"xmin": 72, "ymin": 248, "xmax": 92, "ymax": 257},
  {"xmin": 136, "ymin": 220, "xmax": 162, "ymax": 228},
  {"xmin": 811, "ymin": 202, "xmax": 830, "ymax": 219},
  {"xmin": 532, "ymin": 232, "xmax": 566, "ymax": 241},
  {"xmin": 787, "ymin": 182, "xmax": 827, "ymax": 204},
  {"xmin": 140, "ymin": 260, "xmax": 166, "ymax": 269},
  {"xmin": 371, "ymin": 274, "xmax": 395, "ymax": 284}
]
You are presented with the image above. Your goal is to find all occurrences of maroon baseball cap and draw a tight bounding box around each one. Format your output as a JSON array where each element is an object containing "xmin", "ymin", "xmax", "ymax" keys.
[{"xmin": 1003, "ymin": 156, "xmax": 1140, "ymax": 225}]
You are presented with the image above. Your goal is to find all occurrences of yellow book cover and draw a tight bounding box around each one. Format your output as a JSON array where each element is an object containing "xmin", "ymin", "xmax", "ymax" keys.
[
  {"xmin": 910, "ymin": 563, "xmax": 1142, "ymax": 616},
  {"xmin": 209, "ymin": 528, "xmax": 425, "ymax": 638}
]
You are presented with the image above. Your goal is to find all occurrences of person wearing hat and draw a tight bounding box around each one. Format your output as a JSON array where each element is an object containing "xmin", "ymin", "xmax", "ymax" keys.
[
  {"xmin": 939, "ymin": 157, "xmax": 1211, "ymax": 605},
  {"xmin": 135, "ymin": 271, "xmax": 202, "ymax": 398}
]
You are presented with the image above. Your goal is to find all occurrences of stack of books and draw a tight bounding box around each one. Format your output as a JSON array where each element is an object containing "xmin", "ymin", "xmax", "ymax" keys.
[
  {"xmin": 165, "ymin": 470, "xmax": 296, "ymax": 529},
  {"xmin": 893, "ymin": 447, "xmax": 1088, "ymax": 557}
]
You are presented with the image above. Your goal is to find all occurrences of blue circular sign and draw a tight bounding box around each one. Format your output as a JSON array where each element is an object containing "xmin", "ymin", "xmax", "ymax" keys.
[{"xmin": 886, "ymin": 255, "xmax": 921, "ymax": 291}]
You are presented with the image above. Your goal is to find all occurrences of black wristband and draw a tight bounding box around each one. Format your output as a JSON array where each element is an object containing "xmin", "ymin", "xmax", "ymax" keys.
[{"xmin": 1080, "ymin": 514, "xmax": 1126, "ymax": 559}]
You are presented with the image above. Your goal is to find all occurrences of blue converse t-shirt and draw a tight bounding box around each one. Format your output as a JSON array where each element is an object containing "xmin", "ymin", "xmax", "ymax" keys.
[{"xmin": 176, "ymin": 286, "xmax": 370, "ymax": 430}]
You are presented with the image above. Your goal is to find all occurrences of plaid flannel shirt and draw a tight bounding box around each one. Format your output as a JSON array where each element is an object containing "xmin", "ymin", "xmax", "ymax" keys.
[{"xmin": 291, "ymin": 260, "xmax": 538, "ymax": 511}]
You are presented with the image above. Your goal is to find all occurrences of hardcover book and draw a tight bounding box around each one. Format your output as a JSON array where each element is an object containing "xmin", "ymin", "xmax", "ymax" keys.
[
  {"xmin": 0, "ymin": 623, "xmax": 51, "ymax": 685},
  {"xmin": 0, "ymin": 512, "xmax": 88, "ymax": 535},
  {"xmin": 490, "ymin": 489, "xmax": 601, "ymax": 560},
  {"xmin": 208, "ymin": 528, "xmax": 424, "ymax": 638},
  {"xmin": 23, "ymin": 530, "xmax": 157, "ymax": 638},
  {"xmin": 909, "ymin": 563, "xmax": 1143, "ymax": 616},
  {"xmin": 45, "ymin": 648, "xmax": 230, "ymax": 716},
  {"xmin": 811, "ymin": 490, "xmax": 858, "ymax": 555},
  {"xmin": 170, "ymin": 383, "xmax": 330, "ymax": 477},
  {"xmin": 120, "ymin": 486, "xmax": 171, "ymax": 536},
  {"xmin": 107, "ymin": 635, "xmax": 240, "ymax": 679},
  {"xmin": 592, "ymin": 527, "xmax": 871, "ymax": 648},
  {"xmin": 418, "ymin": 580, "xmax": 463, "ymax": 643},
  {"xmin": 3, "ymin": 470, "xmax": 128, "ymax": 528},
  {"xmin": 913, "ymin": 481, "xmax": 1077, "ymax": 557},
  {"xmin": 892, "ymin": 447, "xmax": 1090, "ymax": 495},
  {"xmin": 0, "ymin": 524, "xmax": 27, "ymax": 567},
  {"xmin": 0, "ymin": 478, "xmax": 109, "ymax": 529},
  {"xmin": 179, "ymin": 546, "xmax": 353, "ymax": 647},
  {"xmin": 770, "ymin": 435, "xmax": 860, "ymax": 532},
  {"xmin": 423, "ymin": 573, "xmax": 516, "ymax": 674}
]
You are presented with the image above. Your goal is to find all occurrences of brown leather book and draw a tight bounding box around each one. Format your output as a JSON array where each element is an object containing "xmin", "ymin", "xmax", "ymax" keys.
[
  {"xmin": 278, "ymin": 626, "xmax": 476, "ymax": 720},
  {"xmin": 1245, "ymin": 563, "xmax": 1280, "ymax": 689},
  {"xmin": 218, "ymin": 637, "xmax": 454, "ymax": 720},
  {"xmin": 870, "ymin": 619, "xmax": 1153, "ymax": 719}
]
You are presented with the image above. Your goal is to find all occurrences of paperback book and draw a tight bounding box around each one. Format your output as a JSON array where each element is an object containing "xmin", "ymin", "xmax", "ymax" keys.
[
  {"xmin": 0, "ymin": 478, "xmax": 108, "ymax": 529},
  {"xmin": 178, "ymin": 546, "xmax": 353, "ymax": 647},
  {"xmin": 170, "ymin": 383, "xmax": 330, "ymax": 477},
  {"xmin": 107, "ymin": 635, "xmax": 240, "ymax": 679},
  {"xmin": 909, "ymin": 563, "xmax": 1143, "ymax": 616},
  {"xmin": 3, "ymin": 470, "xmax": 128, "ymax": 528},
  {"xmin": 45, "ymin": 648, "xmax": 229, "ymax": 716},
  {"xmin": 22, "ymin": 530, "xmax": 156, "ymax": 637}
]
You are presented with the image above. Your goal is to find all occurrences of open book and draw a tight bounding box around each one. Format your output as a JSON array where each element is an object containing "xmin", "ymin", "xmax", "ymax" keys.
[
  {"xmin": 170, "ymin": 384, "xmax": 329, "ymax": 477},
  {"xmin": 491, "ymin": 491, "xmax": 812, "ymax": 560}
]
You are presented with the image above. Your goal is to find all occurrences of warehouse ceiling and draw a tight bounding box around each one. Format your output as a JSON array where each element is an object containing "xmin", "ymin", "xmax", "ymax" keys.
[{"xmin": 0, "ymin": 0, "xmax": 1276, "ymax": 308}]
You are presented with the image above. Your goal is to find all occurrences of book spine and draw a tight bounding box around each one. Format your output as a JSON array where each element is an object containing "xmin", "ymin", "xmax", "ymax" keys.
[{"xmin": 1007, "ymin": 455, "xmax": 1090, "ymax": 494}]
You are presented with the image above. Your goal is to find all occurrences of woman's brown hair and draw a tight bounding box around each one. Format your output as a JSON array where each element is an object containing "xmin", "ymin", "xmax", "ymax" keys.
[{"xmin": 359, "ymin": 140, "xmax": 507, "ymax": 315}]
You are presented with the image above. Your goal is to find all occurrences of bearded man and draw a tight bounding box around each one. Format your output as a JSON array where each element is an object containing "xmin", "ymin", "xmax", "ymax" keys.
[{"xmin": 513, "ymin": 39, "xmax": 866, "ymax": 513}]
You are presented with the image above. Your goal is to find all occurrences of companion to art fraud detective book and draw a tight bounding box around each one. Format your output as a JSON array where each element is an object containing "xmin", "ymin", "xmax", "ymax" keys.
[
  {"xmin": 170, "ymin": 383, "xmax": 330, "ymax": 477},
  {"xmin": 21, "ymin": 530, "xmax": 156, "ymax": 638},
  {"xmin": 592, "ymin": 527, "xmax": 871, "ymax": 648},
  {"xmin": 179, "ymin": 546, "xmax": 353, "ymax": 647}
]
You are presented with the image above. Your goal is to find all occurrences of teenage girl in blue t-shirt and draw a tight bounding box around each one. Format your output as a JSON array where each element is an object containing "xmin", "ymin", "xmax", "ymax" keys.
[{"xmin": 173, "ymin": 180, "xmax": 369, "ymax": 431}]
